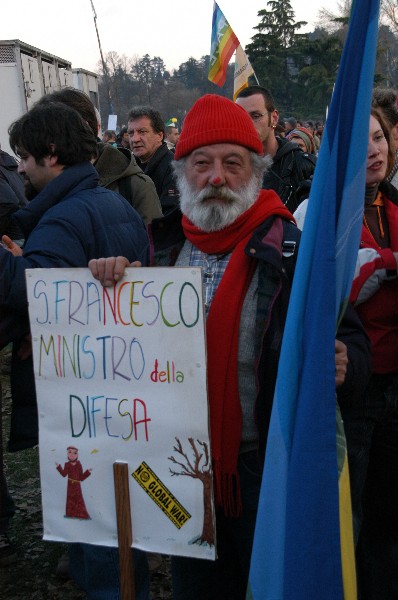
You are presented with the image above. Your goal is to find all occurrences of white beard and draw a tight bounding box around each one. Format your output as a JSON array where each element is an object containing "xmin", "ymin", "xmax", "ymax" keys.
[{"xmin": 178, "ymin": 173, "xmax": 261, "ymax": 232}]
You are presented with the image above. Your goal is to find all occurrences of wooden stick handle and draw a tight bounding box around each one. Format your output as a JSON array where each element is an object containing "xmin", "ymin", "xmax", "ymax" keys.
[{"xmin": 113, "ymin": 462, "xmax": 135, "ymax": 600}]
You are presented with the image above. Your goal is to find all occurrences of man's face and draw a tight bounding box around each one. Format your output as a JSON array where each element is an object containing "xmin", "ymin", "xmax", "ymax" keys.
[
  {"xmin": 127, "ymin": 117, "xmax": 163, "ymax": 162},
  {"xmin": 17, "ymin": 150, "xmax": 57, "ymax": 200},
  {"xmin": 177, "ymin": 143, "xmax": 261, "ymax": 232},
  {"xmin": 236, "ymin": 94, "xmax": 278, "ymax": 150},
  {"xmin": 166, "ymin": 128, "xmax": 179, "ymax": 146}
]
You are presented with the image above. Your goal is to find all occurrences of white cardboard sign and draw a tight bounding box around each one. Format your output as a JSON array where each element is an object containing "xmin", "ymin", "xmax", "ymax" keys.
[
  {"xmin": 26, "ymin": 267, "xmax": 215, "ymax": 560},
  {"xmin": 107, "ymin": 114, "xmax": 117, "ymax": 130}
]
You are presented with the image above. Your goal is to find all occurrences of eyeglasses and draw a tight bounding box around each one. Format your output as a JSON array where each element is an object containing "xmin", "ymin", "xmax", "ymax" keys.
[{"xmin": 249, "ymin": 111, "xmax": 269, "ymax": 122}]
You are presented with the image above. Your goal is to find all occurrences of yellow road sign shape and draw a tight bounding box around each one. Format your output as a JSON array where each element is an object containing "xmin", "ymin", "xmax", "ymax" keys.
[{"xmin": 132, "ymin": 461, "xmax": 191, "ymax": 529}]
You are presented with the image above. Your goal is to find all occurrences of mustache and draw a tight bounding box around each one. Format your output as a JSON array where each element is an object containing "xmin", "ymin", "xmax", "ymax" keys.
[{"xmin": 196, "ymin": 184, "xmax": 241, "ymax": 203}]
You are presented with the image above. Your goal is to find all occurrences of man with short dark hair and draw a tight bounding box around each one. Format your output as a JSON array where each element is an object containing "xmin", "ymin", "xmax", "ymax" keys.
[
  {"xmin": 37, "ymin": 89, "xmax": 162, "ymax": 225},
  {"xmin": 2, "ymin": 101, "xmax": 150, "ymax": 598},
  {"xmin": 127, "ymin": 106, "xmax": 179, "ymax": 213},
  {"xmin": 236, "ymin": 86, "xmax": 316, "ymax": 212},
  {"xmin": 165, "ymin": 118, "xmax": 179, "ymax": 152}
]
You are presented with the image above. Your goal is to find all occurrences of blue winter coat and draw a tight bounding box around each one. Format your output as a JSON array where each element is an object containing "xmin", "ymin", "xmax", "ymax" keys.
[{"xmin": 1, "ymin": 162, "xmax": 149, "ymax": 450}]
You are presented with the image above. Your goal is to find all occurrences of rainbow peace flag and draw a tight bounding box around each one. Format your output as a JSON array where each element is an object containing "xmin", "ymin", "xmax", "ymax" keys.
[
  {"xmin": 247, "ymin": 0, "xmax": 380, "ymax": 599},
  {"xmin": 208, "ymin": 1, "xmax": 239, "ymax": 87}
]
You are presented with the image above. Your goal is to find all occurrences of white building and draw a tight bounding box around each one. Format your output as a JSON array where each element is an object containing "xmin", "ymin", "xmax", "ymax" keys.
[{"xmin": 0, "ymin": 39, "xmax": 98, "ymax": 155}]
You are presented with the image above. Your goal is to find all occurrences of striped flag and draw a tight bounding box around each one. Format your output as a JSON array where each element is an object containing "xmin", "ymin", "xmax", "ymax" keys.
[
  {"xmin": 233, "ymin": 44, "xmax": 254, "ymax": 101},
  {"xmin": 247, "ymin": 1, "xmax": 380, "ymax": 599},
  {"xmin": 208, "ymin": 1, "xmax": 239, "ymax": 87}
]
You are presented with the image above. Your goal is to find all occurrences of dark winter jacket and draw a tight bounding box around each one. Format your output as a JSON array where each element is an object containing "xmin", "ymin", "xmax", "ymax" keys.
[
  {"xmin": 0, "ymin": 149, "xmax": 27, "ymax": 239},
  {"xmin": 263, "ymin": 137, "xmax": 317, "ymax": 213},
  {"xmin": 95, "ymin": 142, "xmax": 162, "ymax": 224},
  {"xmin": 136, "ymin": 142, "xmax": 179, "ymax": 214},
  {"xmin": 3, "ymin": 161, "xmax": 150, "ymax": 451},
  {"xmin": 151, "ymin": 206, "xmax": 371, "ymax": 459}
]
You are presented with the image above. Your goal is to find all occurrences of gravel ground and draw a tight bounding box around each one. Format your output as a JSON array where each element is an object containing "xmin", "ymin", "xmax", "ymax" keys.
[{"xmin": 1, "ymin": 372, "xmax": 172, "ymax": 599}]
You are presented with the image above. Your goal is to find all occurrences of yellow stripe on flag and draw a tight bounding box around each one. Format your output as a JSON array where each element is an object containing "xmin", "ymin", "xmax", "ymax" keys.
[{"xmin": 339, "ymin": 454, "xmax": 357, "ymax": 599}]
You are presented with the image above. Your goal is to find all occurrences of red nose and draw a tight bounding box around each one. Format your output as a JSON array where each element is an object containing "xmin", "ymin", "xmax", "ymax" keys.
[{"xmin": 212, "ymin": 177, "xmax": 222, "ymax": 185}]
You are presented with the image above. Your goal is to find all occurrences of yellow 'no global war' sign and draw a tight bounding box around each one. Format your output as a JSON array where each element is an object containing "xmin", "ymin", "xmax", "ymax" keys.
[{"xmin": 132, "ymin": 461, "xmax": 191, "ymax": 529}]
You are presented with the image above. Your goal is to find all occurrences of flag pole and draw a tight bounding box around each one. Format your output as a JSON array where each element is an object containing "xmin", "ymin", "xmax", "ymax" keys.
[
  {"xmin": 114, "ymin": 462, "xmax": 135, "ymax": 600},
  {"xmin": 89, "ymin": 0, "xmax": 113, "ymax": 115}
]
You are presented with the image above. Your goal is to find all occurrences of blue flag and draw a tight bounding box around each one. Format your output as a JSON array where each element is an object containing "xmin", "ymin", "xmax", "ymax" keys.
[{"xmin": 247, "ymin": 1, "xmax": 380, "ymax": 599}]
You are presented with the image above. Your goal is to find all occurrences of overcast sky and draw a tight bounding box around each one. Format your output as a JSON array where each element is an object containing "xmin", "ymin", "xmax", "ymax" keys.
[{"xmin": 2, "ymin": 1, "xmax": 339, "ymax": 73}]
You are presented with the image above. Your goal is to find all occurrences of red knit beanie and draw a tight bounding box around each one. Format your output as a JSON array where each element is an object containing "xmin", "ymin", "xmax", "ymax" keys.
[{"xmin": 174, "ymin": 94, "xmax": 263, "ymax": 160}]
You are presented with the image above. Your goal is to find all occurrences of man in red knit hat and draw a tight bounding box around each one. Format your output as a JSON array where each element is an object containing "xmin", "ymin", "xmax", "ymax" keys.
[{"xmin": 89, "ymin": 94, "xmax": 370, "ymax": 600}]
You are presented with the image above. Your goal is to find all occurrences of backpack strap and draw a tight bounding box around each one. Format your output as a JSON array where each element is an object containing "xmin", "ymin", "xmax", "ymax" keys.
[{"xmin": 281, "ymin": 220, "xmax": 301, "ymax": 284}]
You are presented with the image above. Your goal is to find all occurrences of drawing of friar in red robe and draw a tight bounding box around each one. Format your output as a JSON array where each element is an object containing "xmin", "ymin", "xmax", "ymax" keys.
[{"xmin": 56, "ymin": 446, "xmax": 92, "ymax": 519}]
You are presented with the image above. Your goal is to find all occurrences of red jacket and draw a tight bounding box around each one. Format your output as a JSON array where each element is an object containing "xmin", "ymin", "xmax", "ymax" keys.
[{"xmin": 350, "ymin": 181, "xmax": 398, "ymax": 374}]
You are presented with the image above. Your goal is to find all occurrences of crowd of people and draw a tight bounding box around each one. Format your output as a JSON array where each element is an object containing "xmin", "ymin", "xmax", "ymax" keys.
[{"xmin": 0, "ymin": 83, "xmax": 397, "ymax": 600}]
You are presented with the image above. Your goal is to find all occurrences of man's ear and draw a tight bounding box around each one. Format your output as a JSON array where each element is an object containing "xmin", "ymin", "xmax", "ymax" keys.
[
  {"xmin": 47, "ymin": 143, "xmax": 59, "ymax": 167},
  {"xmin": 271, "ymin": 109, "xmax": 279, "ymax": 127},
  {"xmin": 48, "ymin": 154, "xmax": 59, "ymax": 167}
]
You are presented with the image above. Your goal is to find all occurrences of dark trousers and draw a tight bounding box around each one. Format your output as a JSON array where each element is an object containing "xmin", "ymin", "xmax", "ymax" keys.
[
  {"xmin": 69, "ymin": 543, "xmax": 150, "ymax": 600},
  {"xmin": 171, "ymin": 450, "xmax": 262, "ymax": 600},
  {"xmin": 341, "ymin": 374, "xmax": 398, "ymax": 600}
]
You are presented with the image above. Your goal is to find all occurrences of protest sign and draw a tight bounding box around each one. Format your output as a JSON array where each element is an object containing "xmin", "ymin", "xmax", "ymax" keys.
[
  {"xmin": 26, "ymin": 267, "xmax": 215, "ymax": 560},
  {"xmin": 107, "ymin": 115, "xmax": 117, "ymax": 130}
]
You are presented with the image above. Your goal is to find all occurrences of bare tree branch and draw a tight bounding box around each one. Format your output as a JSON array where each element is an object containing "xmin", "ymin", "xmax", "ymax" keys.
[
  {"xmin": 381, "ymin": 0, "xmax": 398, "ymax": 35},
  {"xmin": 169, "ymin": 437, "xmax": 196, "ymax": 474}
]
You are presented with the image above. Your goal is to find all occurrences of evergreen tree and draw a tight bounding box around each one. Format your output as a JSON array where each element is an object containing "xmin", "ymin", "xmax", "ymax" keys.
[
  {"xmin": 293, "ymin": 30, "xmax": 342, "ymax": 117},
  {"xmin": 246, "ymin": 0, "xmax": 307, "ymax": 113}
]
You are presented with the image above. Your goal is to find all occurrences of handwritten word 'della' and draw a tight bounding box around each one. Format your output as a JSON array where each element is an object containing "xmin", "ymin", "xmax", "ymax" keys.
[
  {"xmin": 150, "ymin": 360, "xmax": 184, "ymax": 383},
  {"xmin": 69, "ymin": 394, "xmax": 151, "ymax": 441},
  {"xmin": 32, "ymin": 278, "xmax": 200, "ymax": 328}
]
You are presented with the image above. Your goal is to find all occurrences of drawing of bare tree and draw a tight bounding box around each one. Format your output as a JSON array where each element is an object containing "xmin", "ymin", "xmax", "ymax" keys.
[{"xmin": 169, "ymin": 437, "xmax": 214, "ymax": 546}]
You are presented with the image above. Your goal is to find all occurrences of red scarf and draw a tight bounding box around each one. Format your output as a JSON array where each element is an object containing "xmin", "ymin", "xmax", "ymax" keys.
[{"xmin": 183, "ymin": 189, "xmax": 293, "ymax": 515}]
